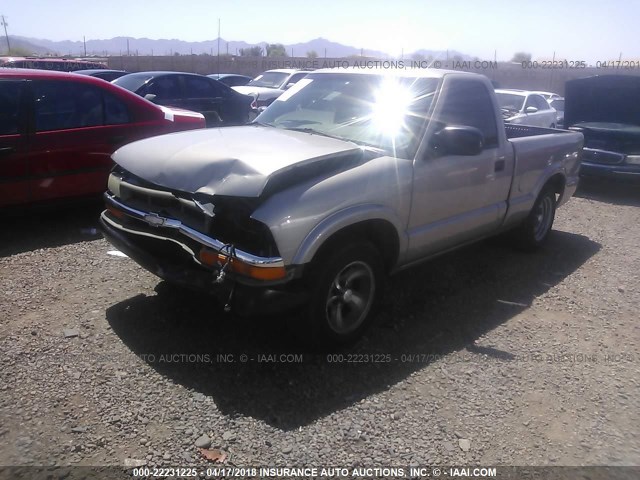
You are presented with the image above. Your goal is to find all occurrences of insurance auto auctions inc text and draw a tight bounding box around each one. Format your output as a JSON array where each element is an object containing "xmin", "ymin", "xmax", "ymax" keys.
[
  {"xmin": 250, "ymin": 466, "xmax": 497, "ymax": 477},
  {"xmin": 250, "ymin": 59, "xmax": 499, "ymax": 70}
]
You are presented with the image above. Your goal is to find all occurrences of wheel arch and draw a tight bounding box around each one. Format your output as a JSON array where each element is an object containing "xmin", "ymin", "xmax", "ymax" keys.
[
  {"xmin": 544, "ymin": 172, "xmax": 566, "ymax": 203},
  {"xmin": 292, "ymin": 205, "xmax": 405, "ymax": 271}
]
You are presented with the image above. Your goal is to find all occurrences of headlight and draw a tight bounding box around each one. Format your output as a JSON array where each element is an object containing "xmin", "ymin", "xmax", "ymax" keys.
[{"xmin": 625, "ymin": 155, "xmax": 640, "ymax": 165}]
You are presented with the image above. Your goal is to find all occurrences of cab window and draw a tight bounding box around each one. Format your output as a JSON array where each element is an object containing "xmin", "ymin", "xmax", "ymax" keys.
[{"xmin": 437, "ymin": 79, "xmax": 498, "ymax": 147}]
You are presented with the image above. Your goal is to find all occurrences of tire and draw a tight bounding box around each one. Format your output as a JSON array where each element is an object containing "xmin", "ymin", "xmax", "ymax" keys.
[
  {"xmin": 304, "ymin": 242, "xmax": 384, "ymax": 348},
  {"xmin": 513, "ymin": 186, "xmax": 556, "ymax": 250}
]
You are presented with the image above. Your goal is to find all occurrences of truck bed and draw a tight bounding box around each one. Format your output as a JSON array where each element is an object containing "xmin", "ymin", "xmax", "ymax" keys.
[
  {"xmin": 505, "ymin": 124, "xmax": 583, "ymax": 216},
  {"xmin": 504, "ymin": 123, "xmax": 568, "ymax": 139}
]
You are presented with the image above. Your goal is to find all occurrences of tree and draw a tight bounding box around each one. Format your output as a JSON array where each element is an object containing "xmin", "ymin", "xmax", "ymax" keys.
[
  {"xmin": 511, "ymin": 52, "xmax": 532, "ymax": 62},
  {"xmin": 239, "ymin": 46, "xmax": 263, "ymax": 57},
  {"xmin": 266, "ymin": 43, "xmax": 287, "ymax": 57},
  {"xmin": 306, "ymin": 50, "xmax": 318, "ymax": 58}
]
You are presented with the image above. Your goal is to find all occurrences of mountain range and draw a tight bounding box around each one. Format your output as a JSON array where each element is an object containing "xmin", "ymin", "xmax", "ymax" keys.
[{"xmin": 2, "ymin": 35, "xmax": 472, "ymax": 60}]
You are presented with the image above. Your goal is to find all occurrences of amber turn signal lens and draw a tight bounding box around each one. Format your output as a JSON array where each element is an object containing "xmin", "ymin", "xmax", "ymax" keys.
[
  {"xmin": 199, "ymin": 248, "xmax": 286, "ymax": 281},
  {"xmin": 106, "ymin": 205, "xmax": 126, "ymax": 219}
]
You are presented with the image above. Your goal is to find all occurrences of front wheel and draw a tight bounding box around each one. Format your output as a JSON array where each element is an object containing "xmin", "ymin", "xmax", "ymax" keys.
[
  {"xmin": 513, "ymin": 187, "xmax": 556, "ymax": 250},
  {"xmin": 305, "ymin": 242, "xmax": 383, "ymax": 347}
]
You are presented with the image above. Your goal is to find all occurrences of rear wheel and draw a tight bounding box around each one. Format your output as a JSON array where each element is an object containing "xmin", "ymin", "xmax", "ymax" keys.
[
  {"xmin": 305, "ymin": 242, "xmax": 383, "ymax": 347},
  {"xmin": 513, "ymin": 186, "xmax": 556, "ymax": 250}
]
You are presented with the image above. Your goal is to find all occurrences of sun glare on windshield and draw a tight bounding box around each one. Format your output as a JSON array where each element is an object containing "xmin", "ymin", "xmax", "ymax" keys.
[{"xmin": 370, "ymin": 79, "xmax": 414, "ymax": 136}]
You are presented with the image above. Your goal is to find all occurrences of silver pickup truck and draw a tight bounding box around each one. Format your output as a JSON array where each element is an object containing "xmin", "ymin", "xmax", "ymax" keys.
[{"xmin": 100, "ymin": 68, "xmax": 583, "ymax": 345}]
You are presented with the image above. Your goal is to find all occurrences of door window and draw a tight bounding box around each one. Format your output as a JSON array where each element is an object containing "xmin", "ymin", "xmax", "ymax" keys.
[
  {"xmin": 286, "ymin": 72, "xmax": 309, "ymax": 88},
  {"xmin": 533, "ymin": 95, "xmax": 550, "ymax": 110},
  {"xmin": 184, "ymin": 76, "xmax": 221, "ymax": 98},
  {"xmin": 34, "ymin": 81, "xmax": 104, "ymax": 131},
  {"xmin": 141, "ymin": 76, "xmax": 181, "ymax": 101},
  {"xmin": 437, "ymin": 79, "xmax": 498, "ymax": 147},
  {"xmin": 0, "ymin": 81, "xmax": 23, "ymax": 135},
  {"xmin": 104, "ymin": 93, "xmax": 131, "ymax": 124}
]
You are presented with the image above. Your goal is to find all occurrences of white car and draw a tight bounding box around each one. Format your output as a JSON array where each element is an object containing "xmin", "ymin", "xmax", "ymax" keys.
[
  {"xmin": 232, "ymin": 69, "xmax": 311, "ymax": 110},
  {"xmin": 530, "ymin": 90, "xmax": 562, "ymax": 101},
  {"xmin": 548, "ymin": 97, "xmax": 565, "ymax": 128},
  {"xmin": 495, "ymin": 89, "xmax": 558, "ymax": 128}
]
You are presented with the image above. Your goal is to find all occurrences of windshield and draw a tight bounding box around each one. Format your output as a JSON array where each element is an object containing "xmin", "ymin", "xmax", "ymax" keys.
[
  {"xmin": 112, "ymin": 73, "xmax": 154, "ymax": 92},
  {"xmin": 255, "ymin": 73, "xmax": 439, "ymax": 156},
  {"xmin": 248, "ymin": 72, "xmax": 290, "ymax": 89},
  {"xmin": 496, "ymin": 93, "xmax": 525, "ymax": 112}
]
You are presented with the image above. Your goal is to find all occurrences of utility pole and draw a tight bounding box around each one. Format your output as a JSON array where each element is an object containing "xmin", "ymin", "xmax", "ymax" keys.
[
  {"xmin": 1, "ymin": 15, "xmax": 10, "ymax": 53},
  {"xmin": 83, "ymin": 36, "xmax": 87, "ymax": 56},
  {"xmin": 217, "ymin": 18, "xmax": 220, "ymax": 73},
  {"xmin": 126, "ymin": 38, "xmax": 130, "ymax": 56}
]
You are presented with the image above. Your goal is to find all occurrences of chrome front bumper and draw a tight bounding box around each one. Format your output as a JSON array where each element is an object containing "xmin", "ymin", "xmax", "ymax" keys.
[{"xmin": 103, "ymin": 192, "xmax": 285, "ymax": 269}]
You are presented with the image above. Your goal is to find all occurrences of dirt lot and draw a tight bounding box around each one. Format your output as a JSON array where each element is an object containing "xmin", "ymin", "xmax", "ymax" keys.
[{"xmin": 1, "ymin": 183, "xmax": 639, "ymax": 471}]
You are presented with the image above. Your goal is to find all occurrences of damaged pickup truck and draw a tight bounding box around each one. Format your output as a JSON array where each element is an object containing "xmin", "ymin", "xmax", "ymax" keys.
[{"xmin": 100, "ymin": 68, "xmax": 583, "ymax": 345}]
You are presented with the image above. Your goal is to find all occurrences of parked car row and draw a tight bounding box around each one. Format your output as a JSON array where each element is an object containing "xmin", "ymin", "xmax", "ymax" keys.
[
  {"xmin": 0, "ymin": 69, "xmax": 205, "ymax": 209},
  {"xmin": 0, "ymin": 66, "xmax": 317, "ymax": 209},
  {"xmin": 3, "ymin": 63, "xmax": 637, "ymax": 213},
  {"xmin": 112, "ymin": 71, "xmax": 255, "ymax": 127},
  {"xmin": 77, "ymin": 68, "xmax": 312, "ymax": 125},
  {"xmin": 495, "ymin": 76, "xmax": 639, "ymax": 183}
]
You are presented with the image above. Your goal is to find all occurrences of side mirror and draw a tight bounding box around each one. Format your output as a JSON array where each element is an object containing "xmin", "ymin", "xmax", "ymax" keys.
[
  {"xmin": 144, "ymin": 93, "xmax": 157, "ymax": 102},
  {"xmin": 431, "ymin": 126, "xmax": 484, "ymax": 156},
  {"xmin": 284, "ymin": 82, "xmax": 295, "ymax": 90},
  {"xmin": 525, "ymin": 106, "xmax": 538, "ymax": 114}
]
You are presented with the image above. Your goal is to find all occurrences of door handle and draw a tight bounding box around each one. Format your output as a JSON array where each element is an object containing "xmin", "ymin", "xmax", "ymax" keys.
[{"xmin": 494, "ymin": 159, "xmax": 505, "ymax": 172}]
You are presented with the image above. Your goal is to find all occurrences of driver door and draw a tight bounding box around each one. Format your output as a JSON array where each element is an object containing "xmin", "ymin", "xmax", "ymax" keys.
[{"xmin": 406, "ymin": 77, "xmax": 512, "ymax": 261}]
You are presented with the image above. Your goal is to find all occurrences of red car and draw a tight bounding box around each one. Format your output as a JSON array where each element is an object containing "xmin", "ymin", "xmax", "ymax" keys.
[{"xmin": 0, "ymin": 69, "xmax": 205, "ymax": 208}]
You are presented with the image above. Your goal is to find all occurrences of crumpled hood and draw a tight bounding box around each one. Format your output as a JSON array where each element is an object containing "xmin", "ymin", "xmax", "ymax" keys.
[{"xmin": 112, "ymin": 125, "xmax": 361, "ymax": 197}]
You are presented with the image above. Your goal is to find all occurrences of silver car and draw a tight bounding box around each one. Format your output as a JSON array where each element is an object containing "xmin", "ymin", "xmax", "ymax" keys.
[
  {"xmin": 548, "ymin": 97, "xmax": 565, "ymax": 128},
  {"xmin": 496, "ymin": 89, "xmax": 558, "ymax": 128}
]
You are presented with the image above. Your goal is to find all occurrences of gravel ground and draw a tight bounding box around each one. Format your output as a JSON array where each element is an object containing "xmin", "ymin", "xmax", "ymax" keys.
[{"xmin": 1, "ymin": 183, "xmax": 639, "ymax": 471}]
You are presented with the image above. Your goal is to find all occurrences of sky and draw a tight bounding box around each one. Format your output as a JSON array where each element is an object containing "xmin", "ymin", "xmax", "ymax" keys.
[{"xmin": 2, "ymin": 0, "xmax": 639, "ymax": 62}]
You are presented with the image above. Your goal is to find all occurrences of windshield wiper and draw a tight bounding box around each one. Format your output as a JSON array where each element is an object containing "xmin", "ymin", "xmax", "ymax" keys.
[
  {"xmin": 252, "ymin": 120, "xmax": 275, "ymax": 127},
  {"xmin": 284, "ymin": 127, "xmax": 348, "ymax": 141}
]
